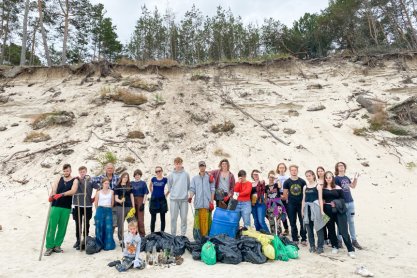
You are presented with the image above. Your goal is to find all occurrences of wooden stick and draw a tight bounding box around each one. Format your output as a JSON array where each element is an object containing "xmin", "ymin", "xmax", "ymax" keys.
[
  {"xmin": 77, "ymin": 195, "xmax": 82, "ymax": 252},
  {"xmin": 1, "ymin": 149, "xmax": 30, "ymax": 164},
  {"xmin": 39, "ymin": 186, "xmax": 51, "ymax": 261},
  {"xmin": 14, "ymin": 141, "xmax": 81, "ymax": 161},
  {"xmin": 83, "ymin": 178, "xmax": 88, "ymax": 253}
]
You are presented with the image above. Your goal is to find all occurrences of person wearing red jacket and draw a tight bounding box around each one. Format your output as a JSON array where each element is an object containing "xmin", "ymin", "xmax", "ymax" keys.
[{"xmin": 233, "ymin": 170, "xmax": 252, "ymax": 227}]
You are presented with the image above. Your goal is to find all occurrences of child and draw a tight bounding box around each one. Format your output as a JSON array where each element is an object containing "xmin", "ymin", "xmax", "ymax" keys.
[
  {"xmin": 114, "ymin": 220, "xmax": 145, "ymax": 272},
  {"xmin": 233, "ymin": 170, "xmax": 252, "ymax": 228},
  {"xmin": 131, "ymin": 169, "xmax": 149, "ymax": 237}
]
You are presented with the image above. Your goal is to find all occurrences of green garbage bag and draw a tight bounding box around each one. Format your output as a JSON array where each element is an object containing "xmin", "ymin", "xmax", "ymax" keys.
[
  {"xmin": 201, "ymin": 241, "xmax": 216, "ymax": 265},
  {"xmin": 285, "ymin": 245, "xmax": 299, "ymax": 259},
  {"xmin": 271, "ymin": 235, "xmax": 289, "ymax": 261}
]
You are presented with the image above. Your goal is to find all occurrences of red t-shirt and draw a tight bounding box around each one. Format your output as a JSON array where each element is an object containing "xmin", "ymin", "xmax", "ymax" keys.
[{"xmin": 234, "ymin": 181, "xmax": 252, "ymax": 202}]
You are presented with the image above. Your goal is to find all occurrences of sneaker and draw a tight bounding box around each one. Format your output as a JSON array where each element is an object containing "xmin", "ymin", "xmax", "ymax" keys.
[
  {"xmin": 325, "ymin": 239, "xmax": 331, "ymax": 246},
  {"xmin": 53, "ymin": 246, "xmax": 63, "ymax": 253},
  {"xmin": 73, "ymin": 241, "xmax": 80, "ymax": 248},
  {"xmin": 355, "ymin": 265, "xmax": 374, "ymax": 277},
  {"xmin": 44, "ymin": 248, "xmax": 53, "ymax": 256},
  {"xmin": 317, "ymin": 248, "xmax": 324, "ymax": 254},
  {"xmin": 338, "ymin": 240, "xmax": 343, "ymax": 249},
  {"xmin": 309, "ymin": 247, "xmax": 316, "ymax": 253},
  {"xmin": 352, "ymin": 240, "xmax": 363, "ymax": 250},
  {"xmin": 283, "ymin": 229, "xmax": 289, "ymax": 236},
  {"xmin": 301, "ymin": 241, "xmax": 307, "ymax": 247},
  {"xmin": 331, "ymin": 248, "xmax": 339, "ymax": 254},
  {"xmin": 348, "ymin": 251, "xmax": 356, "ymax": 259}
]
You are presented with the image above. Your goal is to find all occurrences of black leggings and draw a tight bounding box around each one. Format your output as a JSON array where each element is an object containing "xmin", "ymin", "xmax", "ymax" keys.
[
  {"xmin": 72, "ymin": 206, "xmax": 92, "ymax": 241},
  {"xmin": 150, "ymin": 212, "xmax": 166, "ymax": 233},
  {"xmin": 324, "ymin": 204, "xmax": 354, "ymax": 252}
]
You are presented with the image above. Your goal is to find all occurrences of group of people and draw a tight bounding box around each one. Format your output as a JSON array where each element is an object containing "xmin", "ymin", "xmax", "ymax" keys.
[{"xmin": 43, "ymin": 157, "xmax": 364, "ymax": 261}]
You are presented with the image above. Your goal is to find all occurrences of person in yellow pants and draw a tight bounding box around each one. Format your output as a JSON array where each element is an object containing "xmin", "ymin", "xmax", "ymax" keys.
[
  {"xmin": 44, "ymin": 164, "xmax": 78, "ymax": 256},
  {"xmin": 188, "ymin": 161, "xmax": 215, "ymax": 241}
]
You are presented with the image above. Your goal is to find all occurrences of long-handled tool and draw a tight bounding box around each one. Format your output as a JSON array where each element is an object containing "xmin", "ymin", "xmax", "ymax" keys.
[
  {"xmin": 39, "ymin": 186, "xmax": 52, "ymax": 261},
  {"xmin": 83, "ymin": 176, "xmax": 89, "ymax": 252},
  {"xmin": 121, "ymin": 189, "xmax": 125, "ymax": 251},
  {"xmin": 77, "ymin": 194, "xmax": 82, "ymax": 252}
]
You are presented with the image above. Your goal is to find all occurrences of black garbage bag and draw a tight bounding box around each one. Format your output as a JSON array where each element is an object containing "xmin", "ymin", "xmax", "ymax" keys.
[
  {"xmin": 209, "ymin": 234, "xmax": 242, "ymax": 264},
  {"xmin": 227, "ymin": 198, "xmax": 238, "ymax": 210},
  {"xmin": 188, "ymin": 241, "xmax": 204, "ymax": 260},
  {"xmin": 144, "ymin": 232, "xmax": 190, "ymax": 256},
  {"xmin": 237, "ymin": 236, "xmax": 267, "ymax": 264},
  {"xmin": 280, "ymin": 236, "xmax": 299, "ymax": 250},
  {"xmin": 140, "ymin": 236, "xmax": 147, "ymax": 252},
  {"xmin": 173, "ymin": 235, "xmax": 190, "ymax": 256},
  {"xmin": 86, "ymin": 236, "xmax": 101, "ymax": 255}
]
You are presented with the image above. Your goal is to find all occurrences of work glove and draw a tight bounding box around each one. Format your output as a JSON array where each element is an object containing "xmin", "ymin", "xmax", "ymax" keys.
[
  {"xmin": 48, "ymin": 196, "xmax": 54, "ymax": 202},
  {"xmin": 188, "ymin": 197, "xmax": 192, "ymax": 203},
  {"xmin": 91, "ymin": 197, "xmax": 95, "ymax": 203},
  {"xmin": 223, "ymin": 195, "xmax": 230, "ymax": 202},
  {"xmin": 139, "ymin": 203, "xmax": 145, "ymax": 211},
  {"xmin": 209, "ymin": 202, "xmax": 214, "ymax": 211},
  {"xmin": 209, "ymin": 175, "xmax": 214, "ymax": 183},
  {"xmin": 53, "ymin": 193, "xmax": 64, "ymax": 200}
]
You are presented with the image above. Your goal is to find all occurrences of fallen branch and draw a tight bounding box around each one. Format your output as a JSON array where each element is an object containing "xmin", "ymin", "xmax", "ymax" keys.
[
  {"xmin": 126, "ymin": 145, "xmax": 144, "ymax": 164},
  {"xmin": 1, "ymin": 149, "xmax": 30, "ymax": 164},
  {"xmin": 122, "ymin": 105, "xmax": 142, "ymax": 110},
  {"xmin": 14, "ymin": 141, "xmax": 81, "ymax": 160},
  {"xmin": 319, "ymin": 254, "xmax": 345, "ymax": 262},
  {"xmin": 92, "ymin": 131, "xmax": 129, "ymax": 144},
  {"xmin": 218, "ymin": 89, "xmax": 289, "ymax": 146}
]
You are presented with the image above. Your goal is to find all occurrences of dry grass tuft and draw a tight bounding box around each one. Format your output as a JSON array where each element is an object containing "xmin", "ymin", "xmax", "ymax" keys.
[
  {"xmin": 124, "ymin": 156, "xmax": 136, "ymax": 163},
  {"xmin": 353, "ymin": 128, "xmax": 367, "ymax": 136},
  {"xmin": 31, "ymin": 111, "xmax": 75, "ymax": 130},
  {"xmin": 210, "ymin": 120, "xmax": 235, "ymax": 133},
  {"xmin": 129, "ymin": 79, "xmax": 160, "ymax": 92},
  {"xmin": 213, "ymin": 147, "xmax": 230, "ymax": 158},
  {"xmin": 113, "ymin": 87, "xmax": 148, "ymax": 105},
  {"xmin": 369, "ymin": 103, "xmax": 388, "ymax": 131},
  {"xmin": 24, "ymin": 131, "xmax": 51, "ymax": 143},
  {"xmin": 127, "ymin": 130, "xmax": 145, "ymax": 139}
]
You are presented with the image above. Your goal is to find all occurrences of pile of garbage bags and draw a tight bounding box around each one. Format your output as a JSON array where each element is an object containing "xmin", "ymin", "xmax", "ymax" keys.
[
  {"xmin": 141, "ymin": 232, "xmax": 190, "ymax": 257},
  {"xmin": 187, "ymin": 229, "xmax": 299, "ymax": 265}
]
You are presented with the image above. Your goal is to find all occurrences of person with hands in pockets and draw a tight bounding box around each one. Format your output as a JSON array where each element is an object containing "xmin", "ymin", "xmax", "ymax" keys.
[{"xmin": 189, "ymin": 161, "xmax": 215, "ymax": 240}]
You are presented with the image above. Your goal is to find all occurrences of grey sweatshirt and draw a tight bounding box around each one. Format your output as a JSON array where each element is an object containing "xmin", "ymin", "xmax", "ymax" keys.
[
  {"xmin": 123, "ymin": 232, "xmax": 141, "ymax": 259},
  {"xmin": 167, "ymin": 168, "xmax": 190, "ymax": 201},
  {"xmin": 72, "ymin": 176, "xmax": 99, "ymax": 207},
  {"xmin": 190, "ymin": 173, "xmax": 215, "ymax": 209}
]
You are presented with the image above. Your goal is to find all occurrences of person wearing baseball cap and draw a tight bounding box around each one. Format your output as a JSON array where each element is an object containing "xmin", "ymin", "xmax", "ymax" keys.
[{"xmin": 188, "ymin": 161, "xmax": 215, "ymax": 241}]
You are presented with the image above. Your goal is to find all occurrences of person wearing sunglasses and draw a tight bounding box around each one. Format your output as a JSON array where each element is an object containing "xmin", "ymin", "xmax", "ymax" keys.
[{"xmin": 149, "ymin": 166, "xmax": 168, "ymax": 233}]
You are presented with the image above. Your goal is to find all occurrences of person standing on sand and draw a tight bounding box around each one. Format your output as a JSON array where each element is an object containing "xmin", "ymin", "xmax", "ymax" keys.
[
  {"xmin": 72, "ymin": 166, "xmax": 99, "ymax": 250},
  {"xmin": 92, "ymin": 163, "xmax": 120, "ymax": 234},
  {"xmin": 302, "ymin": 170, "xmax": 325, "ymax": 254},
  {"xmin": 276, "ymin": 162, "xmax": 289, "ymax": 236},
  {"xmin": 149, "ymin": 166, "xmax": 168, "ymax": 233},
  {"xmin": 322, "ymin": 171, "xmax": 356, "ymax": 258},
  {"xmin": 250, "ymin": 170, "xmax": 269, "ymax": 232},
  {"xmin": 234, "ymin": 170, "xmax": 252, "ymax": 228},
  {"xmin": 283, "ymin": 165, "xmax": 307, "ymax": 245},
  {"xmin": 210, "ymin": 159, "xmax": 236, "ymax": 209},
  {"xmin": 335, "ymin": 162, "xmax": 363, "ymax": 250},
  {"xmin": 94, "ymin": 178, "xmax": 116, "ymax": 251},
  {"xmin": 114, "ymin": 173, "xmax": 135, "ymax": 246},
  {"xmin": 266, "ymin": 171, "xmax": 286, "ymax": 235},
  {"xmin": 167, "ymin": 157, "xmax": 190, "ymax": 236},
  {"xmin": 44, "ymin": 164, "xmax": 79, "ymax": 256},
  {"xmin": 316, "ymin": 166, "xmax": 329, "ymax": 245},
  {"xmin": 189, "ymin": 161, "xmax": 215, "ymax": 241},
  {"xmin": 131, "ymin": 169, "xmax": 149, "ymax": 237}
]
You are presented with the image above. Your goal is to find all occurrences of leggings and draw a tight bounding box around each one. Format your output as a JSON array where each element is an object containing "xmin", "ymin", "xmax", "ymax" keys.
[{"xmin": 150, "ymin": 212, "xmax": 166, "ymax": 233}]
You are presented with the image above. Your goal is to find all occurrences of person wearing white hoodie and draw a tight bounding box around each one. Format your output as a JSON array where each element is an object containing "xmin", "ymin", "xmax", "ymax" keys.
[{"xmin": 166, "ymin": 157, "xmax": 191, "ymax": 236}]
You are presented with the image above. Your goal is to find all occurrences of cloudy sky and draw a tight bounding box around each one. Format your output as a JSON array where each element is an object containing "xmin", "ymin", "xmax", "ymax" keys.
[{"xmin": 90, "ymin": 0, "xmax": 330, "ymax": 43}]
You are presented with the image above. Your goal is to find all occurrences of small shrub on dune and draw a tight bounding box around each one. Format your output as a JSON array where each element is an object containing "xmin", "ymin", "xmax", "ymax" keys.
[
  {"xmin": 127, "ymin": 130, "xmax": 145, "ymax": 139},
  {"xmin": 210, "ymin": 121, "xmax": 235, "ymax": 134},
  {"xmin": 24, "ymin": 131, "xmax": 51, "ymax": 143},
  {"xmin": 113, "ymin": 87, "xmax": 148, "ymax": 105}
]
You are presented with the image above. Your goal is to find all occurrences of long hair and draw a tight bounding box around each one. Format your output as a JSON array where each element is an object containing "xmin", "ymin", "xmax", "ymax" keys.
[
  {"xmin": 316, "ymin": 166, "xmax": 325, "ymax": 179},
  {"xmin": 118, "ymin": 172, "xmax": 130, "ymax": 187},
  {"xmin": 323, "ymin": 171, "xmax": 336, "ymax": 189},
  {"xmin": 305, "ymin": 170, "xmax": 316, "ymax": 181},
  {"xmin": 276, "ymin": 162, "xmax": 287, "ymax": 174},
  {"xmin": 218, "ymin": 159, "xmax": 230, "ymax": 171},
  {"xmin": 335, "ymin": 162, "xmax": 347, "ymax": 176}
]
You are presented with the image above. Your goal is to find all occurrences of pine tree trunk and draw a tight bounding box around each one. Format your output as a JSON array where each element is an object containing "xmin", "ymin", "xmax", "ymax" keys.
[
  {"xmin": 38, "ymin": 0, "xmax": 51, "ymax": 66},
  {"xmin": 399, "ymin": 0, "xmax": 417, "ymax": 48},
  {"xmin": 61, "ymin": 0, "xmax": 70, "ymax": 65},
  {"xmin": 0, "ymin": 10, "xmax": 10, "ymax": 65},
  {"xmin": 20, "ymin": 0, "xmax": 30, "ymax": 66},
  {"xmin": 30, "ymin": 20, "xmax": 39, "ymax": 65}
]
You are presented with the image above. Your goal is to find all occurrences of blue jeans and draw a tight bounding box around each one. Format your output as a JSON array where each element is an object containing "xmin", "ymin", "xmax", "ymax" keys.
[
  {"xmin": 252, "ymin": 203, "xmax": 270, "ymax": 232},
  {"xmin": 236, "ymin": 201, "xmax": 251, "ymax": 227},
  {"xmin": 338, "ymin": 201, "xmax": 356, "ymax": 241}
]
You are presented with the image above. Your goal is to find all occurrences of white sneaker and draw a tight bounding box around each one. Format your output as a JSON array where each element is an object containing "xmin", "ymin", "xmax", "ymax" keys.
[
  {"xmin": 332, "ymin": 248, "xmax": 338, "ymax": 254},
  {"xmin": 348, "ymin": 251, "xmax": 356, "ymax": 259}
]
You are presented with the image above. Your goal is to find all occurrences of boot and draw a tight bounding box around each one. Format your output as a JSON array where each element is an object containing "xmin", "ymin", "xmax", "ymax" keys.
[
  {"xmin": 352, "ymin": 240, "xmax": 363, "ymax": 250},
  {"xmin": 73, "ymin": 240, "xmax": 80, "ymax": 249}
]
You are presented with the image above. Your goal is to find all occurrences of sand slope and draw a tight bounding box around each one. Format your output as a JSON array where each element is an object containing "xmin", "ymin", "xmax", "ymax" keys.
[{"xmin": 0, "ymin": 58, "xmax": 416, "ymax": 277}]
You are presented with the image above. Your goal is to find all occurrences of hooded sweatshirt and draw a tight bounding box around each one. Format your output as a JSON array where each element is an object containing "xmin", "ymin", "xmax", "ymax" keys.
[{"xmin": 168, "ymin": 167, "xmax": 190, "ymax": 201}]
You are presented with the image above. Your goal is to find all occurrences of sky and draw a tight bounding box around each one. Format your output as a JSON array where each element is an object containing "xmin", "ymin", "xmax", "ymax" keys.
[{"xmin": 90, "ymin": 0, "xmax": 330, "ymax": 44}]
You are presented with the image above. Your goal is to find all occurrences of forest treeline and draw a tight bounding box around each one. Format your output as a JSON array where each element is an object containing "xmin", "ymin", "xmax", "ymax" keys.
[{"xmin": 1, "ymin": 0, "xmax": 417, "ymax": 66}]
